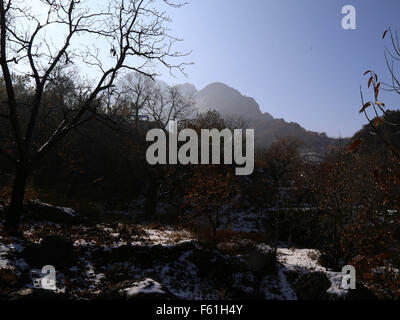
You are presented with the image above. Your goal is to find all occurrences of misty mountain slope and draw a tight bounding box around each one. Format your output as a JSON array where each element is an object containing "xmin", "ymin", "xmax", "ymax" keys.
[
  {"xmin": 251, "ymin": 118, "xmax": 344, "ymax": 152},
  {"xmin": 194, "ymin": 82, "xmax": 268, "ymax": 121},
  {"xmin": 177, "ymin": 82, "xmax": 345, "ymax": 152},
  {"xmin": 175, "ymin": 83, "xmax": 198, "ymax": 98}
]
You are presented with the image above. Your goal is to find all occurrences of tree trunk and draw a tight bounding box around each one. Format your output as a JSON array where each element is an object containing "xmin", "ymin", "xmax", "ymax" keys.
[
  {"xmin": 4, "ymin": 165, "xmax": 28, "ymax": 233},
  {"xmin": 135, "ymin": 107, "xmax": 139, "ymax": 130},
  {"xmin": 145, "ymin": 178, "xmax": 158, "ymax": 216}
]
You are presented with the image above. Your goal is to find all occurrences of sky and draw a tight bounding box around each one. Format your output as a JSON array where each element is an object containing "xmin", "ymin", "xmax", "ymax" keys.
[
  {"xmin": 158, "ymin": 0, "xmax": 400, "ymax": 137},
  {"xmin": 11, "ymin": 0, "xmax": 400, "ymax": 138}
]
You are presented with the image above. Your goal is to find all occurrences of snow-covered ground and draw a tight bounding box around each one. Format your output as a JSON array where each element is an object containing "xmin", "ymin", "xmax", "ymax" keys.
[
  {"xmin": 262, "ymin": 246, "xmax": 347, "ymax": 300},
  {"xmin": 0, "ymin": 200, "xmax": 356, "ymax": 300},
  {"xmin": 0, "ymin": 219, "xmax": 350, "ymax": 300}
]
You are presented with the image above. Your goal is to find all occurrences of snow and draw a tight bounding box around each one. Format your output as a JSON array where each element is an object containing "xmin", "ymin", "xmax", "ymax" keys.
[
  {"xmin": 278, "ymin": 247, "xmax": 321, "ymax": 270},
  {"xmin": 276, "ymin": 266, "xmax": 297, "ymax": 300},
  {"xmin": 144, "ymin": 228, "xmax": 194, "ymax": 245},
  {"xmin": 0, "ymin": 238, "xmax": 25, "ymax": 270},
  {"xmin": 261, "ymin": 245, "xmax": 348, "ymax": 300},
  {"xmin": 276, "ymin": 246, "xmax": 347, "ymax": 299},
  {"xmin": 224, "ymin": 211, "xmax": 261, "ymax": 233},
  {"xmin": 56, "ymin": 206, "xmax": 77, "ymax": 217},
  {"xmin": 0, "ymin": 243, "xmax": 9, "ymax": 269},
  {"xmin": 124, "ymin": 279, "xmax": 165, "ymax": 296},
  {"xmin": 74, "ymin": 239, "xmax": 97, "ymax": 247},
  {"xmin": 0, "ymin": 213, "xmax": 351, "ymax": 300},
  {"xmin": 32, "ymin": 201, "xmax": 77, "ymax": 217}
]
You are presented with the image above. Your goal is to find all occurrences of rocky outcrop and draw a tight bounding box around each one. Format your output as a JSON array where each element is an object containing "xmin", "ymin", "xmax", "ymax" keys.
[
  {"xmin": 295, "ymin": 272, "xmax": 331, "ymax": 300},
  {"xmin": 242, "ymin": 246, "xmax": 276, "ymax": 276},
  {"xmin": 345, "ymin": 283, "xmax": 377, "ymax": 300},
  {"xmin": 99, "ymin": 278, "xmax": 177, "ymax": 300},
  {"xmin": 91, "ymin": 241, "xmax": 198, "ymax": 268},
  {"xmin": 25, "ymin": 200, "xmax": 78, "ymax": 224},
  {"xmin": 0, "ymin": 269, "xmax": 19, "ymax": 296},
  {"xmin": 195, "ymin": 82, "xmax": 264, "ymax": 121},
  {"xmin": 21, "ymin": 236, "xmax": 74, "ymax": 270},
  {"xmin": 6, "ymin": 288, "xmax": 68, "ymax": 300}
]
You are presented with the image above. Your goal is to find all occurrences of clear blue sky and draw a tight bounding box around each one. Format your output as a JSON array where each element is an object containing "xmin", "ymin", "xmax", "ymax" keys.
[{"xmin": 159, "ymin": 0, "xmax": 400, "ymax": 137}]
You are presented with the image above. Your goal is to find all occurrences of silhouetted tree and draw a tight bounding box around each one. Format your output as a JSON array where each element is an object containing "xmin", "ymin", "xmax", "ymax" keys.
[{"xmin": 0, "ymin": 0, "xmax": 188, "ymax": 233}]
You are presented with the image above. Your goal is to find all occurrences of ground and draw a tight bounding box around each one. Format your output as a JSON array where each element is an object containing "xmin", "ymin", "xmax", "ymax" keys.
[{"xmin": 0, "ymin": 202, "xmax": 350, "ymax": 300}]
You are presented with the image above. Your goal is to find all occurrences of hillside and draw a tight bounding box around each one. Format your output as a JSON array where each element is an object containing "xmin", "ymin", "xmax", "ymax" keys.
[
  {"xmin": 352, "ymin": 110, "xmax": 400, "ymax": 158},
  {"xmin": 177, "ymin": 82, "xmax": 347, "ymax": 152}
]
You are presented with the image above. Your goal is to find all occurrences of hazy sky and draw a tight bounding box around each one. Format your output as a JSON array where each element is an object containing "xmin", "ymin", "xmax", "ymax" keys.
[
  {"xmin": 159, "ymin": 0, "xmax": 400, "ymax": 137},
  {"xmin": 14, "ymin": 0, "xmax": 400, "ymax": 138}
]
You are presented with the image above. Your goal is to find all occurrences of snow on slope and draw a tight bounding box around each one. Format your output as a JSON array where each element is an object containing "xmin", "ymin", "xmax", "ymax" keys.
[
  {"xmin": 124, "ymin": 279, "xmax": 165, "ymax": 296},
  {"xmin": 261, "ymin": 246, "xmax": 347, "ymax": 300}
]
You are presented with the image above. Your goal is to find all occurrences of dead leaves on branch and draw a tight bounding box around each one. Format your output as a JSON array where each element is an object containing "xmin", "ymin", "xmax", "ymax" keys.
[
  {"xmin": 347, "ymin": 139, "xmax": 362, "ymax": 153},
  {"xmin": 368, "ymin": 76, "xmax": 373, "ymax": 88},
  {"xmin": 360, "ymin": 102, "xmax": 371, "ymax": 113},
  {"xmin": 375, "ymin": 82, "xmax": 381, "ymax": 100},
  {"xmin": 360, "ymin": 69, "xmax": 386, "ymax": 115},
  {"xmin": 383, "ymin": 29, "xmax": 389, "ymax": 39},
  {"xmin": 374, "ymin": 117, "xmax": 384, "ymax": 128}
]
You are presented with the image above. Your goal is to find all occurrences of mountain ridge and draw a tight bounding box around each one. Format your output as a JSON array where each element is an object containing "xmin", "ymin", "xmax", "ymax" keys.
[{"xmin": 174, "ymin": 81, "xmax": 347, "ymax": 153}]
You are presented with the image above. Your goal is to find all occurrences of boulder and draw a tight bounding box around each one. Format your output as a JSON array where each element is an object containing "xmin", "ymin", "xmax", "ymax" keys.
[
  {"xmin": 92, "ymin": 241, "xmax": 198, "ymax": 268},
  {"xmin": 190, "ymin": 244, "xmax": 246, "ymax": 283},
  {"xmin": 6, "ymin": 288, "xmax": 68, "ymax": 300},
  {"xmin": 99, "ymin": 278, "xmax": 177, "ymax": 300},
  {"xmin": 242, "ymin": 246, "xmax": 276, "ymax": 276},
  {"xmin": 21, "ymin": 236, "xmax": 74, "ymax": 270},
  {"xmin": 345, "ymin": 283, "xmax": 377, "ymax": 300},
  {"xmin": 25, "ymin": 200, "xmax": 77, "ymax": 224},
  {"xmin": 191, "ymin": 246, "xmax": 227, "ymax": 279},
  {"xmin": 0, "ymin": 269, "xmax": 19, "ymax": 295},
  {"xmin": 295, "ymin": 272, "xmax": 331, "ymax": 300}
]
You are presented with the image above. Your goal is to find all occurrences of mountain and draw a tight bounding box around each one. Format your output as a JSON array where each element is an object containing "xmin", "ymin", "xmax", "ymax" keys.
[
  {"xmin": 251, "ymin": 118, "xmax": 343, "ymax": 153},
  {"xmin": 176, "ymin": 82, "xmax": 346, "ymax": 153},
  {"xmin": 175, "ymin": 83, "xmax": 197, "ymax": 98},
  {"xmin": 194, "ymin": 82, "xmax": 271, "ymax": 121}
]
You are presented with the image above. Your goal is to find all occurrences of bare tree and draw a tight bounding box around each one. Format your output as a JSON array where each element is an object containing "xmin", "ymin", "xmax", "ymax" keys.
[
  {"xmin": 144, "ymin": 84, "xmax": 194, "ymax": 131},
  {"xmin": 141, "ymin": 83, "xmax": 194, "ymax": 216},
  {"xmin": 116, "ymin": 72, "xmax": 155, "ymax": 130},
  {"xmin": 262, "ymin": 136, "xmax": 302, "ymax": 260},
  {"xmin": 0, "ymin": 0, "xmax": 189, "ymax": 233}
]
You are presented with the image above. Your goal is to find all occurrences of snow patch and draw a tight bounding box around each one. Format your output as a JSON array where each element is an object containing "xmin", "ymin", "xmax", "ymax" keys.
[
  {"xmin": 123, "ymin": 278, "xmax": 165, "ymax": 296},
  {"xmin": 277, "ymin": 246, "xmax": 347, "ymax": 298}
]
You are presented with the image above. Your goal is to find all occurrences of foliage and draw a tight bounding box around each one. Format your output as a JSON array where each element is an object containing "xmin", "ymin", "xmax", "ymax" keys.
[{"xmin": 184, "ymin": 165, "xmax": 238, "ymax": 241}]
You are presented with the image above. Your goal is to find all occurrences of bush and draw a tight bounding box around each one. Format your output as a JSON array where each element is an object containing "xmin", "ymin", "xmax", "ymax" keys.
[{"xmin": 295, "ymin": 272, "xmax": 331, "ymax": 300}]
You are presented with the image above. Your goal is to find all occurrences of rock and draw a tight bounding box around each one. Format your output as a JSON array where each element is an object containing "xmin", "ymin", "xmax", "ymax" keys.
[
  {"xmin": 99, "ymin": 279, "xmax": 177, "ymax": 300},
  {"xmin": 242, "ymin": 246, "xmax": 276, "ymax": 276},
  {"xmin": 21, "ymin": 236, "xmax": 74, "ymax": 270},
  {"xmin": 6, "ymin": 288, "xmax": 68, "ymax": 300},
  {"xmin": 92, "ymin": 241, "xmax": 198, "ymax": 268},
  {"xmin": 25, "ymin": 200, "xmax": 77, "ymax": 224},
  {"xmin": 190, "ymin": 244, "xmax": 245, "ymax": 283},
  {"xmin": 345, "ymin": 283, "xmax": 377, "ymax": 300},
  {"xmin": 191, "ymin": 246, "xmax": 226, "ymax": 279},
  {"xmin": 0, "ymin": 269, "xmax": 19, "ymax": 295},
  {"xmin": 224, "ymin": 272, "xmax": 262, "ymax": 300},
  {"xmin": 295, "ymin": 272, "xmax": 331, "ymax": 300}
]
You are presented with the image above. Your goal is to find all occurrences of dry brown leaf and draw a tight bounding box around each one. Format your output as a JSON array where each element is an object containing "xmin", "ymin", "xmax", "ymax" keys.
[
  {"xmin": 383, "ymin": 29, "xmax": 389, "ymax": 39},
  {"xmin": 347, "ymin": 139, "xmax": 362, "ymax": 152},
  {"xmin": 359, "ymin": 102, "xmax": 371, "ymax": 113}
]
